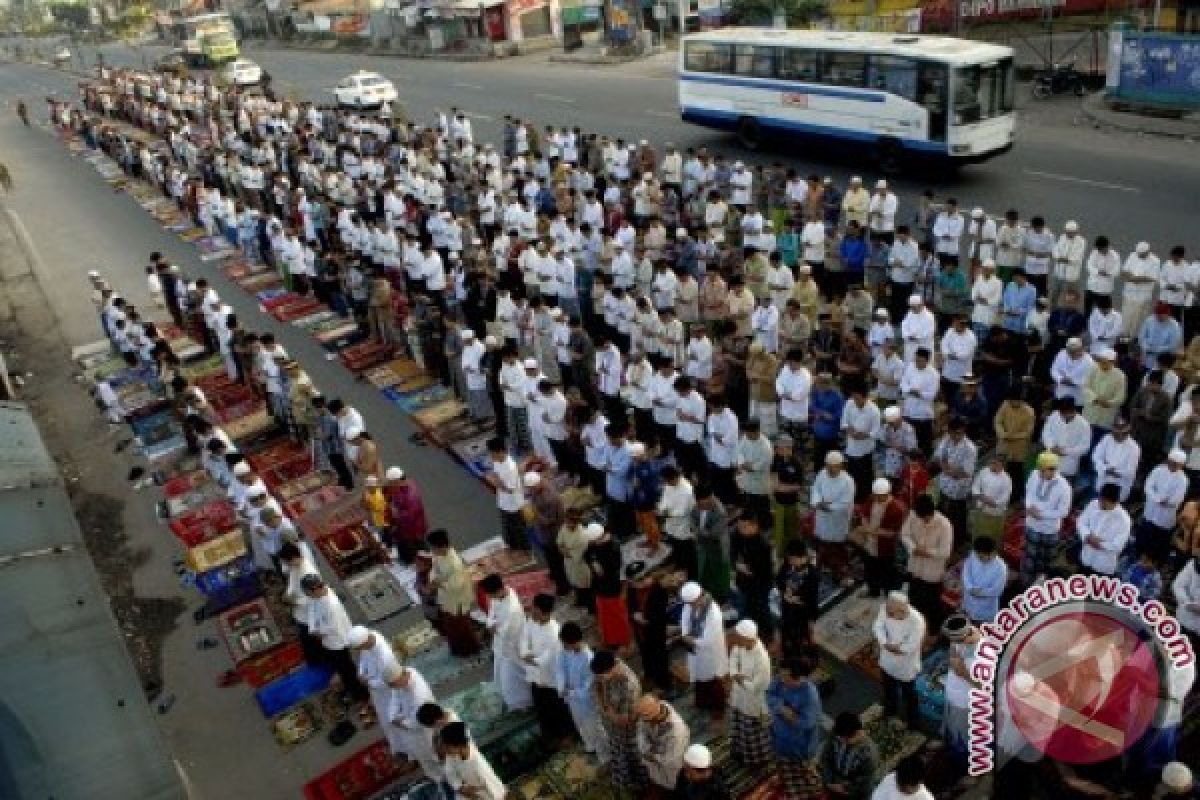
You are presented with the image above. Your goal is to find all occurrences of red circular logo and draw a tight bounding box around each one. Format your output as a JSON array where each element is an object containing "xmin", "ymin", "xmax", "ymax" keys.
[{"xmin": 1004, "ymin": 609, "xmax": 1161, "ymax": 764}]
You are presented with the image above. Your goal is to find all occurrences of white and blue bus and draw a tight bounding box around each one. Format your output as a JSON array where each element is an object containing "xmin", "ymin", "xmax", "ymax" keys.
[{"xmin": 679, "ymin": 28, "xmax": 1016, "ymax": 168}]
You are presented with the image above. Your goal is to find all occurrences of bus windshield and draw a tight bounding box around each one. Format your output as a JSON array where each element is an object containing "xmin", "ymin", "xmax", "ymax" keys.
[{"xmin": 953, "ymin": 58, "xmax": 1015, "ymax": 125}]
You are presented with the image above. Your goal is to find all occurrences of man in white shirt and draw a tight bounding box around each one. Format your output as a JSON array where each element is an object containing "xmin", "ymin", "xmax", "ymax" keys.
[
  {"xmin": 932, "ymin": 198, "xmax": 964, "ymax": 265},
  {"xmin": 899, "ymin": 348, "xmax": 939, "ymax": 453},
  {"xmin": 811, "ymin": 451, "xmax": 856, "ymax": 583},
  {"xmin": 874, "ymin": 592, "xmax": 926, "ymax": 729},
  {"xmin": 705, "ymin": 394, "xmax": 739, "ymax": 503},
  {"xmin": 1022, "ymin": 452, "xmax": 1073, "ymax": 583},
  {"xmin": 487, "ymin": 437, "xmax": 529, "ymax": 551},
  {"xmin": 1172, "ymin": 555, "xmax": 1200, "ymax": 637},
  {"xmin": 900, "ymin": 295, "xmax": 936, "ymax": 363},
  {"xmin": 1138, "ymin": 449, "xmax": 1189, "ymax": 561},
  {"xmin": 1077, "ymin": 485, "xmax": 1131, "ymax": 575},
  {"xmin": 1091, "ymin": 419, "xmax": 1140, "ymax": 501},
  {"xmin": 841, "ymin": 382, "xmax": 881, "ymax": 501},
  {"xmin": 970, "ymin": 259, "xmax": 1004, "ymax": 339},
  {"xmin": 441, "ymin": 722, "xmax": 506, "ymax": 800},
  {"xmin": 482, "ymin": 573, "xmax": 533, "ymax": 710},
  {"xmin": 1051, "ymin": 220, "xmax": 1087, "ymax": 306},
  {"xmin": 1087, "ymin": 295, "xmax": 1123, "ymax": 349},
  {"xmin": 775, "ymin": 350, "xmax": 812, "ymax": 445},
  {"xmin": 301, "ymin": 574, "xmax": 368, "ymax": 703},
  {"xmin": 1041, "ymin": 397, "xmax": 1092, "ymax": 479},
  {"xmin": 727, "ymin": 619, "xmax": 771, "ymax": 768},
  {"xmin": 658, "ymin": 466, "xmax": 697, "ymax": 577},
  {"xmin": 1049, "ymin": 337, "xmax": 1095, "ymax": 407},
  {"xmin": 674, "ymin": 377, "xmax": 707, "ymax": 479},
  {"xmin": 461, "ymin": 330, "xmax": 491, "ymax": 422},
  {"xmin": 1122, "ymin": 241, "xmax": 1161, "ymax": 336},
  {"xmin": 868, "ymin": 180, "xmax": 898, "ymax": 244},
  {"xmin": 938, "ymin": 316, "xmax": 977, "ymax": 404},
  {"xmin": 521, "ymin": 593, "xmax": 572, "ymax": 740},
  {"xmin": 888, "ymin": 226, "xmax": 921, "ymax": 322}
]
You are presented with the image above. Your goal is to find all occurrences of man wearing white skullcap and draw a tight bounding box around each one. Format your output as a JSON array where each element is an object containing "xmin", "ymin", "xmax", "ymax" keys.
[
  {"xmin": 811, "ymin": 450, "xmax": 855, "ymax": 583},
  {"xmin": 853, "ymin": 477, "xmax": 906, "ymax": 596},
  {"xmin": 302, "ymin": 574, "xmax": 369, "ymax": 704},
  {"xmin": 728, "ymin": 619, "xmax": 772, "ymax": 767},
  {"xmin": 900, "ymin": 294, "xmax": 936, "ymax": 362},
  {"xmin": 874, "ymin": 591, "xmax": 925, "ymax": 729},
  {"xmin": 678, "ymin": 582, "xmax": 727, "ymax": 713},
  {"xmin": 679, "ymin": 742, "xmax": 729, "ymax": 797},
  {"xmin": 1121, "ymin": 240, "xmax": 1160, "ymax": 336},
  {"xmin": 1134, "ymin": 450, "xmax": 1184, "ymax": 567},
  {"xmin": 349, "ymin": 625, "xmax": 401, "ymax": 729},
  {"xmin": 1158, "ymin": 762, "xmax": 1195, "ymax": 797}
]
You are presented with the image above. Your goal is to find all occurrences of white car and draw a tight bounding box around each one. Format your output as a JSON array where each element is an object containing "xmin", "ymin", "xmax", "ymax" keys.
[
  {"xmin": 331, "ymin": 71, "xmax": 397, "ymax": 110},
  {"xmin": 221, "ymin": 58, "xmax": 263, "ymax": 87}
]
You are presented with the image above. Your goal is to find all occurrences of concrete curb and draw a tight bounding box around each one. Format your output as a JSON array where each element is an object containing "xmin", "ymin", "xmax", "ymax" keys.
[{"xmin": 1080, "ymin": 92, "xmax": 1200, "ymax": 140}]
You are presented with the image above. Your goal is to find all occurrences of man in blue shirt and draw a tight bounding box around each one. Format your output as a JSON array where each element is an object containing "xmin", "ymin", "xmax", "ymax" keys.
[
  {"xmin": 604, "ymin": 421, "xmax": 635, "ymax": 539},
  {"xmin": 1001, "ymin": 269, "xmax": 1037, "ymax": 333},
  {"xmin": 809, "ymin": 372, "xmax": 845, "ymax": 471},
  {"xmin": 1138, "ymin": 302, "xmax": 1184, "ymax": 369},
  {"xmin": 768, "ymin": 657, "xmax": 823, "ymax": 798}
]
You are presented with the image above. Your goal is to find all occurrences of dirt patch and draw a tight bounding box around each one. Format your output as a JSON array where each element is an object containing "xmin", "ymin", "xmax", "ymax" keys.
[{"xmin": 0, "ymin": 308, "xmax": 183, "ymax": 696}]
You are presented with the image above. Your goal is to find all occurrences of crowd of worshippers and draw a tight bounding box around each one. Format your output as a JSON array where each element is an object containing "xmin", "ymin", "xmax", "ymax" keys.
[{"xmin": 72, "ymin": 66, "xmax": 1200, "ymax": 800}]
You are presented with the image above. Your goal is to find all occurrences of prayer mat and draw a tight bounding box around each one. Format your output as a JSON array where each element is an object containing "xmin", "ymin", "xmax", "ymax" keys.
[
  {"xmin": 186, "ymin": 529, "xmax": 247, "ymax": 573},
  {"xmin": 238, "ymin": 273, "xmax": 284, "ymax": 292},
  {"xmin": 390, "ymin": 620, "xmax": 440, "ymax": 659},
  {"xmin": 302, "ymin": 738, "xmax": 416, "ymax": 800},
  {"xmin": 384, "ymin": 385, "xmax": 453, "ymax": 415},
  {"xmin": 513, "ymin": 772, "xmax": 565, "ymax": 800},
  {"xmin": 225, "ymin": 408, "xmax": 276, "ymax": 443},
  {"xmin": 442, "ymin": 681, "xmax": 518, "ymax": 740},
  {"xmin": 271, "ymin": 298, "xmax": 326, "ymax": 323},
  {"xmin": 283, "ymin": 484, "xmax": 347, "ymax": 519},
  {"xmin": 404, "ymin": 643, "xmax": 492, "ymax": 692},
  {"xmin": 481, "ymin": 719, "xmax": 545, "ymax": 782},
  {"xmin": 499, "ymin": 569, "xmax": 556, "ymax": 608},
  {"xmin": 194, "ymin": 554, "xmax": 259, "ymax": 598},
  {"xmin": 276, "ymin": 471, "xmax": 335, "ymax": 502},
  {"xmin": 410, "ymin": 400, "xmax": 466, "ymax": 432},
  {"xmin": 255, "ymin": 663, "xmax": 334, "ymax": 718},
  {"xmin": 314, "ymin": 524, "xmax": 385, "ymax": 580},
  {"xmin": 915, "ymin": 646, "xmax": 949, "ymax": 728},
  {"xmin": 143, "ymin": 434, "xmax": 187, "ymax": 463},
  {"xmin": 315, "ymin": 324, "xmax": 364, "ymax": 350},
  {"xmin": 428, "ymin": 415, "xmax": 495, "ymax": 447},
  {"xmin": 297, "ymin": 494, "xmax": 368, "ymax": 540},
  {"xmin": 344, "ymin": 566, "xmax": 413, "ymax": 623},
  {"xmin": 163, "ymin": 468, "xmax": 213, "ymax": 497},
  {"xmin": 361, "ymin": 362, "xmax": 405, "ymax": 389},
  {"xmin": 292, "ymin": 311, "xmax": 340, "ymax": 331},
  {"xmin": 847, "ymin": 640, "xmax": 883, "ymax": 683},
  {"xmin": 169, "ymin": 499, "xmax": 238, "ymax": 547},
  {"xmin": 621, "ymin": 535, "xmax": 673, "ymax": 579},
  {"xmin": 166, "ymin": 482, "xmax": 224, "ymax": 518},
  {"xmin": 463, "ymin": 537, "xmax": 538, "ymax": 579},
  {"xmin": 861, "ymin": 703, "xmax": 926, "ymax": 776},
  {"xmin": 272, "ymin": 700, "xmax": 323, "ymax": 750},
  {"xmin": 218, "ymin": 598, "xmax": 284, "ymax": 664},
  {"xmin": 71, "ymin": 339, "xmax": 112, "ymax": 365},
  {"xmin": 178, "ymin": 228, "xmax": 205, "ymax": 242},
  {"xmin": 540, "ymin": 750, "xmax": 603, "ymax": 796},
  {"xmin": 812, "ymin": 589, "xmax": 881, "ymax": 661},
  {"xmin": 165, "ymin": 219, "xmax": 194, "ymax": 233},
  {"xmin": 340, "ymin": 341, "xmax": 395, "ymax": 373},
  {"xmin": 391, "ymin": 372, "xmax": 437, "ymax": 394},
  {"xmin": 449, "ymin": 434, "xmax": 492, "ymax": 478}
]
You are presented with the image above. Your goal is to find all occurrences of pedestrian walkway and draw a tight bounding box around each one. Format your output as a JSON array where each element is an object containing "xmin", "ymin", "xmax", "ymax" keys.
[{"xmin": 1082, "ymin": 92, "xmax": 1200, "ymax": 139}]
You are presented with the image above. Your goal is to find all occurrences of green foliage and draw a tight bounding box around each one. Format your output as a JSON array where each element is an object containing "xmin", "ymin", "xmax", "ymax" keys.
[{"xmin": 728, "ymin": 0, "xmax": 829, "ymax": 27}]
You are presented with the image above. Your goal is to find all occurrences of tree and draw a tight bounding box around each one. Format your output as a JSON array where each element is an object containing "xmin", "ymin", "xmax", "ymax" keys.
[{"xmin": 728, "ymin": 0, "xmax": 828, "ymax": 28}]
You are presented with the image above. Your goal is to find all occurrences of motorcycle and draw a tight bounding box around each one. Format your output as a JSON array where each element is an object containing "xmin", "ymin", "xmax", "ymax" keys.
[{"xmin": 1032, "ymin": 63, "xmax": 1086, "ymax": 99}]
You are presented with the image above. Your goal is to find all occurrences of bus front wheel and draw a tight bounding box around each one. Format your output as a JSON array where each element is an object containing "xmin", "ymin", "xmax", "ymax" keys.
[{"xmin": 737, "ymin": 117, "xmax": 762, "ymax": 151}]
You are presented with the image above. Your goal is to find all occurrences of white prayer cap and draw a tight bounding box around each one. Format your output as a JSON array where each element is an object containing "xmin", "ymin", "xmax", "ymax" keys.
[
  {"xmin": 1095, "ymin": 346, "xmax": 1116, "ymax": 361},
  {"xmin": 523, "ymin": 358, "xmax": 539, "ymax": 370},
  {"xmin": 461, "ymin": 329, "xmax": 475, "ymax": 340},
  {"xmin": 850, "ymin": 175, "xmax": 862, "ymax": 183},
  {"xmin": 981, "ymin": 258, "xmax": 997, "ymax": 270},
  {"xmin": 1137, "ymin": 241, "xmax": 1151, "ymax": 254},
  {"xmin": 1162, "ymin": 762, "xmax": 1193, "ymax": 791},
  {"xmin": 629, "ymin": 442, "xmax": 646, "ymax": 457},
  {"xmin": 735, "ymin": 619, "xmax": 758, "ymax": 639},
  {"xmin": 1169, "ymin": 448, "xmax": 1188, "ymax": 463},
  {"xmin": 484, "ymin": 335, "xmax": 499, "ymax": 347},
  {"xmin": 386, "ymin": 466, "xmax": 406, "ymax": 481},
  {"xmin": 639, "ymin": 139, "xmax": 648, "ymax": 146},
  {"xmin": 971, "ymin": 207, "xmax": 985, "ymax": 218},
  {"xmin": 87, "ymin": 269, "xmax": 100, "ymax": 278},
  {"xmin": 884, "ymin": 406, "xmax": 901, "ymax": 421},
  {"xmin": 344, "ymin": 425, "xmax": 364, "ymax": 440},
  {"xmin": 733, "ymin": 161, "xmax": 744, "ymax": 169},
  {"xmin": 684, "ymin": 744, "xmax": 712, "ymax": 769},
  {"xmin": 1064, "ymin": 220, "xmax": 1079, "ymax": 232},
  {"xmin": 872, "ymin": 478, "xmax": 891, "ymax": 495},
  {"xmin": 583, "ymin": 523, "xmax": 605, "ymax": 542},
  {"xmin": 676, "ymin": 227, "xmax": 688, "ymax": 238},
  {"xmin": 1066, "ymin": 337, "xmax": 1083, "ymax": 350},
  {"xmin": 875, "ymin": 179, "xmax": 887, "ymax": 189},
  {"xmin": 680, "ymin": 581, "xmax": 703, "ymax": 602},
  {"xmin": 346, "ymin": 626, "xmax": 371, "ymax": 648},
  {"xmin": 365, "ymin": 475, "xmax": 380, "ymax": 487},
  {"xmin": 875, "ymin": 308, "xmax": 889, "ymax": 319},
  {"xmin": 798, "ymin": 264, "xmax": 812, "ymax": 275},
  {"xmin": 550, "ymin": 308, "xmax": 564, "ymax": 319},
  {"xmin": 247, "ymin": 485, "xmax": 267, "ymax": 499},
  {"xmin": 233, "ymin": 462, "xmax": 252, "ymax": 476},
  {"xmin": 522, "ymin": 471, "xmax": 541, "ymax": 488},
  {"xmin": 908, "ymin": 294, "xmax": 923, "ymax": 306},
  {"xmin": 642, "ymin": 172, "xmax": 653, "ymax": 181},
  {"xmin": 887, "ymin": 590, "xmax": 909, "ymax": 605},
  {"xmin": 296, "ymin": 373, "xmax": 313, "ymax": 388},
  {"xmin": 825, "ymin": 450, "xmax": 844, "ymax": 466}
]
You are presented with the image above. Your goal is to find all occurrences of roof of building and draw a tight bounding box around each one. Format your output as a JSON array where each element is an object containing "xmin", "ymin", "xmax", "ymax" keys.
[{"xmin": 0, "ymin": 402, "xmax": 184, "ymax": 800}]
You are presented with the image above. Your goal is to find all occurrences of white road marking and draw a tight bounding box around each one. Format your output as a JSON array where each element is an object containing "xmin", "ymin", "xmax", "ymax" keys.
[
  {"xmin": 1023, "ymin": 168, "xmax": 1141, "ymax": 193},
  {"xmin": 534, "ymin": 92, "xmax": 575, "ymax": 104},
  {"xmin": 453, "ymin": 82, "xmax": 484, "ymax": 90},
  {"xmin": 464, "ymin": 111, "xmax": 494, "ymax": 121},
  {"xmin": 645, "ymin": 109, "xmax": 676, "ymax": 118}
]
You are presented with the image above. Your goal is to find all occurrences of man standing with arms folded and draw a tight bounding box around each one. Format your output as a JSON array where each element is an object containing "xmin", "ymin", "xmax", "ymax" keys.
[
  {"xmin": 873, "ymin": 592, "xmax": 926, "ymax": 731},
  {"xmin": 1022, "ymin": 452, "xmax": 1073, "ymax": 584}
]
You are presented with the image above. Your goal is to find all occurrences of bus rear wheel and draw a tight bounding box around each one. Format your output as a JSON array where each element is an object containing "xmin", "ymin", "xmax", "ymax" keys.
[{"xmin": 737, "ymin": 117, "xmax": 762, "ymax": 151}]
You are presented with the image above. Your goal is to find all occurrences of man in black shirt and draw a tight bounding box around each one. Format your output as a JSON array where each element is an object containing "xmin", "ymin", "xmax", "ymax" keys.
[{"xmin": 770, "ymin": 434, "xmax": 805, "ymax": 553}]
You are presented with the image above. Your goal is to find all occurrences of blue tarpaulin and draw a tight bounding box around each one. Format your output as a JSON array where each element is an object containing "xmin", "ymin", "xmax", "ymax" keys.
[{"xmin": 1107, "ymin": 26, "xmax": 1200, "ymax": 110}]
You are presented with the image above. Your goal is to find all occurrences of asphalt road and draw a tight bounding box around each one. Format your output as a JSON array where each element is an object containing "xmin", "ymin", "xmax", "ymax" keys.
[{"xmin": 9, "ymin": 38, "xmax": 1200, "ymax": 257}]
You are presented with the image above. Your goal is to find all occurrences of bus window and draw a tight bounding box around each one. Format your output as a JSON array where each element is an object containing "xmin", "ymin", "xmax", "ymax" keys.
[
  {"xmin": 777, "ymin": 47, "xmax": 819, "ymax": 82},
  {"xmin": 917, "ymin": 62, "xmax": 948, "ymax": 141},
  {"xmin": 866, "ymin": 55, "xmax": 917, "ymax": 101},
  {"xmin": 954, "ymin": 61, "xmax": 1010, "ymax": 124},
  {"xmin": 999, "ymin": 57, "xmax": 1016, "ymax": 113},
  {"xmin": 820, "ymin": 52, "xmax": 866, "ymax": 88},
  {"xmin": 735, "ymin": 45, "xmax": 776, "ymax": 79},
  {"xmin": 685, "ymin": 42, "xmax": 733, "ymax": 74}
]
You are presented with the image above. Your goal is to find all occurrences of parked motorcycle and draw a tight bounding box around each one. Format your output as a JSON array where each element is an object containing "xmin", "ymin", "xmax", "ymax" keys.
[{"xmin": 1032, "ymin": 63, "xmax": 1086, "ymax": 99}]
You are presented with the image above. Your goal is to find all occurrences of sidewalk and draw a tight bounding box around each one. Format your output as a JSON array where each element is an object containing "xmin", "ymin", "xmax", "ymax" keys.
[{"xmin": 1081, "ymin": 91, "xmax": 1200, "ymax": 139}]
